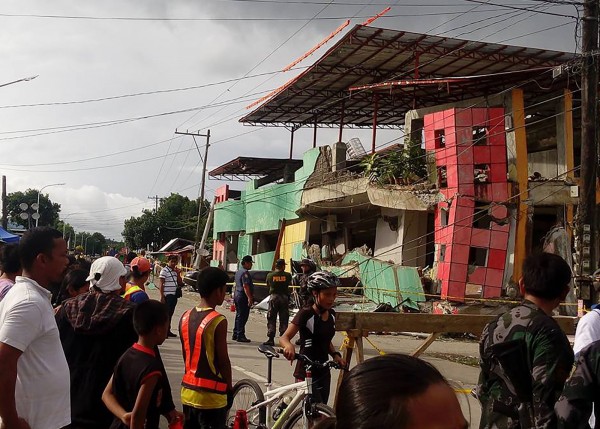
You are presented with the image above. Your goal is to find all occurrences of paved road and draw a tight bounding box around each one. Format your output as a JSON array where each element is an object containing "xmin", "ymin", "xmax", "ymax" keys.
[{"xmin": 148, "ymin": 285, "xmax": 482, "ymax": 427}]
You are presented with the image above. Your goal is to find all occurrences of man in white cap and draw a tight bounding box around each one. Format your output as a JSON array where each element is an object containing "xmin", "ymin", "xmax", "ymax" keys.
[{"xmin": 56, "ymin": 256, "xmax": 137, "ymax": 429}]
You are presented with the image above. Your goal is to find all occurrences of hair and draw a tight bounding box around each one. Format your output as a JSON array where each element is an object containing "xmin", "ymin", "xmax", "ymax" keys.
[
  {"xmin": 18, "ymin": 227, "xmax": 63, "ymax": 271},
  {"xmin": 521, "ymin": 252, "xmax": 572, "ymax": 300},
  {"xmin": 133, "ymin": 299, "xmax": 169, "ymax": 336},
  {"xmin": 335, "ymin": 354, "xmax": 449, "ymax": 429},
  {"xmin": 140, "ymin": 249, "xmax": 146, "ymax": 256},
  {"xmin": 0, "ymin": 244, "xmax": 21, "ymax": 274},
  {"xmin": 54, "ymin": 269, "xmax": 89, "ymax": 306},
  {"xmin": 131, "ymin": 264, "xmax": 150, "ymax": 279},
  {"xmin": 126, "ymin": 251, "xmax": 137, "ymax": 264},
  {"xmin": 197, "ymin": 267, "xmax": 229, "ymax": 298},
  {"xmin": 167, "ymin": 254, "xmax": 178, "ymax": 262}
]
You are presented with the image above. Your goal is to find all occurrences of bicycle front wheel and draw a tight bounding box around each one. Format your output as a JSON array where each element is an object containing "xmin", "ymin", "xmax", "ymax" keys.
[
  {"xmin": 282, "ymin": 403, "xmax": 335, "ymax": 429},
  {"xmin": 227, "ymin": 379, "xmax": 266, "ymax": 428}
]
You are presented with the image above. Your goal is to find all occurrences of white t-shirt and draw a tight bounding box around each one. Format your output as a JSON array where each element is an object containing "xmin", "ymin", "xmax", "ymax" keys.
[
  {"xmin": 159, "ymin": 266, "xmax": 179, "ymax": 296},
  {"xmin": 0, "ymin": 276, "xmax": 71, "ymax": 429},
  {"xmin": 573, "ymin": 308, "xmax": 600, "ymax": 428}
]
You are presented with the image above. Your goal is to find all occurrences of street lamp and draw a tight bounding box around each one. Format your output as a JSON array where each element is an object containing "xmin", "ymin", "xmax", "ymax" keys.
[{"xmin": 36, "ymin": 183, "xmax": 65, "ymax": 227}]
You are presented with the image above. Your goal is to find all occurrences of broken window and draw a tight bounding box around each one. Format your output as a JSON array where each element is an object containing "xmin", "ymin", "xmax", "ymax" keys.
[
  {"xmin": 440, "ymin": 244, "xmax": 446, "ymax": 262},
  {"xmin": 474, "ymin": 164, "xmax": 490, "ymax": 184},
  {"xmin": 469, "ymin": 247, "xmax": 488, "ymax": 266},
  {"xmin": 438, "ymin": 166, "xmax": 448, "ymax": 188},
  {"xmin": 434, "ymin": 129, "xmax": 446, "ymax": 148},
  {"xmin": 472, "ymin": 127, "xmax": 488, "ymax": 146},
  {"xmin": 472, "ymin": 202, "xmax": 492, "ymax": 230}
]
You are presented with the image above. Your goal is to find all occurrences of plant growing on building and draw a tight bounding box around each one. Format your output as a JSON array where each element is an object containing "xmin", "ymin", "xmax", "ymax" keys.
[{"xmin": 359, "ymin": 139, "xmax": 426, "ymax": 185}]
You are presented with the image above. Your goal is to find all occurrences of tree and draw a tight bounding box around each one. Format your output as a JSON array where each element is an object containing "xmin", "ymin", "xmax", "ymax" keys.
[
  {"xmin": 122, "ymin": 193, "xmax": 209, "ymax": 250},
  {"xmin": 89, "ymin": 232, "xmax": 107, "ymax": 255},
  {"xmin": 6, "ymin": 189, "xmax": 61, "ymax": 228}
]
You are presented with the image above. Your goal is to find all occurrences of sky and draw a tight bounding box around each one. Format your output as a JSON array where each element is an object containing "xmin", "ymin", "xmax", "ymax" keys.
[{"xmin": 0, "ymin": 0, "xmax": 579, "ymax": 239}]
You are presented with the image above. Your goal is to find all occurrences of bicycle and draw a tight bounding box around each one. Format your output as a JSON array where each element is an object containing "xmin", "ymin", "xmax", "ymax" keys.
[{"xmin": 227, "ymin": 344, "xmax": 341, "ymax": 428}]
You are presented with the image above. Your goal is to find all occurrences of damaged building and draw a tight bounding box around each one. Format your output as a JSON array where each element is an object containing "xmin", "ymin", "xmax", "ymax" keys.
[{"xmin": 210, "ymin": 24, "xmax": 582, "ymax": 312}]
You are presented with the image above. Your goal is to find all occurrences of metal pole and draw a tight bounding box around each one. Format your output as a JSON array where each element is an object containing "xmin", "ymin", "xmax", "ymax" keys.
[
  {"xmin": 338, "ymin": 98, "xmax": 345, "ymax": 143},
  {"xmin": 194, "ymin": 130, "xmax": 211, "ymax": 243},
  {"xmin": 577, "ymin": 0, "xmax": 599, "ymax": 278},
  {"xmin": 372, "ymin": 93, "xmax": 379, "ymax": 154},
  {"xmin": 313, "ymin": 118, "xmax": 318, "ymax": 148},
  {"xmin": 289, "ymin": 128, "xmax": 295, "ymax": 159}
]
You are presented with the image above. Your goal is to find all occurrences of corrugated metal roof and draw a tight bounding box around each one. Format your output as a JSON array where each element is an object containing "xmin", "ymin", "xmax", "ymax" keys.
[{"xmin": 241, "ymin": 25, "xmax": 575, "ymax": 128}]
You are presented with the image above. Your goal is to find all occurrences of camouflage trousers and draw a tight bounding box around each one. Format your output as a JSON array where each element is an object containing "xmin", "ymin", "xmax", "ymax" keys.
[{"xmin": 267, "ymin": 293, "xmax": 289, "ymax": 338}]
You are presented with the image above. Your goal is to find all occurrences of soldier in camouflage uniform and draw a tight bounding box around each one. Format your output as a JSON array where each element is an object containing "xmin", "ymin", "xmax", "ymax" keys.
[
  {"xmin": 476, "ymin": 252, "xmax": 574, "ymax": 429},
  {"xmin": 555, "ymin": 340, "xmax": 600, "ymax": 428}
]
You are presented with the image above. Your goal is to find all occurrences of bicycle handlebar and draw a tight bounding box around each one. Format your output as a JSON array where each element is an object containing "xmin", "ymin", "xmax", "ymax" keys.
[{"xmin": 259, "ymin": 345, "xmax": 343, "ymax": 369}]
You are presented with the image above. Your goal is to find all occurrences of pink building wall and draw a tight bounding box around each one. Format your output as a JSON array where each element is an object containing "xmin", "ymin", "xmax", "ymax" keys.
[{"xmin": 424, "ymin": 108, "xmax": 510, "ymax": 302}]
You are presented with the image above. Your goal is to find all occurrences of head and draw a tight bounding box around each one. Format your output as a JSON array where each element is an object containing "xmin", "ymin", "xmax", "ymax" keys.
[
  {"xmin": 0, "ymin": 244, "xmax": 21, "ymax": 278},
  {"xmin": 19, "ymin": 227, "xmax": 68, "ymax": 287},
  {"xmin": 307, "ymin": 271, "xmax": 339, "ymax": 312},
  {"xmin": 130, "ymin": 257, "xmax": 151, "ymax": 282},
  {"xmin": 126, "ymin": 251, "xmax": 138, "ymax": 265},
  {"xmin": 86, "ymin": 256, "xmax": 128, "ymax": 294},
  {"xmin": 520, "ymin": 252, "xmax": 571, "ymax": 305},
  {"xmin": 275, "ymin": 259, "xmax": 286, "ymax": 271},
  {"xmin": 167, "ymin": 254, "xmax": 178, "ymax": 269},
  {"xmin": 300, "ymin": 258, "xmax": 313, "ymax": 274},
  {"xmin": 241, "ymin": 255, "xmax": 253, "ymax": 270},
  {"xmin": 336, "ymin": 354, "xmax": 467, "ymax": 429},
  {"xmin": 197, "ymin": 267, "xmax": 229, "ymax": 306},
  {"xmin": 55, "ymin": 269, "xmax": 90, "ymax": 306},
  {"xmin": 133, "ymin": 299, "xmax": 169, "ymax": 345},
  {"xmin": 140, "ymin": 249, "xmax": 146, "ymax": 257}
]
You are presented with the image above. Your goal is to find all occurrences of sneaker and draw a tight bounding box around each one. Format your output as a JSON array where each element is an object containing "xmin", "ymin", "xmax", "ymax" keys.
[
  {"xmin": 232, "ymin": 335, "xmax": 238, "ymax": 341},
  {"xmin": 167, "ymin": 331, "xmax": 177, "ymax": 338},
  {"xmin": 263, "ymin": 339, "xmax": 275, "ymax": 346},
  {"xmin": 236, "ymin": 337, "xmax": 251, "ymax": 343}
]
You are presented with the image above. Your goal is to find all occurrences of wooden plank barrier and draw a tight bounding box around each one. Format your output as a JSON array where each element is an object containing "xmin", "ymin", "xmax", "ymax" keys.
[{"xmin": 333, "ymin": 312, "xmax": 576, "ymax": 408}]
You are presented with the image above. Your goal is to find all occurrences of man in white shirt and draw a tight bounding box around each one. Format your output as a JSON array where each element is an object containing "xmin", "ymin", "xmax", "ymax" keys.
[
  {"xmin": 159, "ymin": 254, "xmax": 181, "ymax": 337},
  {"xmin": 0, "ymin": 227, "xmax": 70, "ymax": 429}
]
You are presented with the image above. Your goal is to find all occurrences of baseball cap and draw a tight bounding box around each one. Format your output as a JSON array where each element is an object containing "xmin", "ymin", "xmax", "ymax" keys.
[
  {"xmin": 131, "ymin": 257, "xmax": 151, "ymax": 274},
  {"xmin": 300, "ymin": 258, "xmax": 312, "ymax": 266},
  {"xmin": 86, "ymin": 256, "xmax": 128, "ymax": 292},
  {"xmin": 241, "ymin": 255, "xmax": 253, "ymax": 263},
  {"xmin": 275, "ymin": 258, "xmax": 286, "ymax": 267}
]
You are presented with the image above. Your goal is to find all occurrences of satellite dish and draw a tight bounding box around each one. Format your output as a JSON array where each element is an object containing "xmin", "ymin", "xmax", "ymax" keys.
[
  {"xmin": 31, "ymin": 213, "xmax": 41, "ymax": 220},
  {"xmin": 19, "ymin": 212, "xmax": 29, "ymax": 220},
  {"xmin": 19, "ymin": 203, "xmax": 28, "ymax": 211},
  {"xmin": 30, "ymin": 203, "xmax": 39, "ymax": 210}
]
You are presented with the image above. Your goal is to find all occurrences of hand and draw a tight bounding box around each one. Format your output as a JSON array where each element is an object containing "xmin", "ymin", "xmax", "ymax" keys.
[
  {"xmin": 248, "ymin": 297, "xmax": 253, "ymax": 307},
  {"xmin": 167, "ymin": 409, "xmax": 184, "ymax": 424},
  {"xmin": 283, "ymin": 343, "xmax": 295, "ymax": 361},
  {"xmin": 121, "ymin": 412, "xmax": 132, "ymax": 427},
  {"xmin": 333, "ymin": 355, "xmax": 347, "ymax": 369},
  {"xmin": 0, "ymin": 418, "xmax": 31, "ymax": 429}
]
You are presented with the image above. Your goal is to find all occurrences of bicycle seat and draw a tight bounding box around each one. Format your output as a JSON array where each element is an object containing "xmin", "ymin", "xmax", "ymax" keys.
[{"xmin": 258, "ymin": 344, "xmax": 280, "ymax": 358}]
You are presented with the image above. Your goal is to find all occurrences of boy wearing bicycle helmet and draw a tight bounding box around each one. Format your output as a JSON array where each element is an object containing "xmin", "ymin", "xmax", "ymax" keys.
[{"xmin": 280, "ymin": 271, "xmax": 346, "ymax": 404}]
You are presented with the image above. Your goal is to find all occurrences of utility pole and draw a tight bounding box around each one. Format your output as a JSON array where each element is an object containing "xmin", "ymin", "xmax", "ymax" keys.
[
  {"xmin": 174, "ymin": 129, "xmax": 211, "ymax": 244},
  {"xmin": 148, "ymin": 195, "xmax": 160, "ymax": 212},
  {"xmin": 576, "ymin": 0, "xmax": 599, "ymax": 286},
  {"xmin": 1, "ymin": 176, "xmax": 7, "ymax": 230}
]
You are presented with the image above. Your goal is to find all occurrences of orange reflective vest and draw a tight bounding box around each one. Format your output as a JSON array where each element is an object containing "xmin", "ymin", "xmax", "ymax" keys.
[{"xmin": 180, "ymin": 309, "xmax": 228, "ymax": 393}]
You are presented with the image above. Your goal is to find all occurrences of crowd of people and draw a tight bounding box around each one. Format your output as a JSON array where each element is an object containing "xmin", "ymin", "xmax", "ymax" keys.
[{"xmin": 4, "ymin": 228, "xmax": 600, "ymax": 428}]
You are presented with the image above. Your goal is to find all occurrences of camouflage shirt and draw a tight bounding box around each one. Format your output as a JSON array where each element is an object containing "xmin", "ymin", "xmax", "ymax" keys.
[
  {"xmin": 555, "ymin": 340, "xmax": 600, "ymax": 428},
  {"xmin": 476, "ymin": 300, "xmax": 574, "ymax": 429}
]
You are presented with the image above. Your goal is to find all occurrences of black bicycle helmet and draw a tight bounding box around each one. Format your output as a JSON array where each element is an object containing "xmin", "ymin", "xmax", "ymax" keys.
[{"xmin": 307, "ymin": 271, "xmax": 340, "ymax": 291}]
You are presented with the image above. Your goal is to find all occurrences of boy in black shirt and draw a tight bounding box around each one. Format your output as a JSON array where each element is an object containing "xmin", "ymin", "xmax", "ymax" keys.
[
  {"xmin": 102, "ymin": 300, "xmax": 183, "ymax": 429},
  {"xmin": 280, "ymin": 271, "xmax": 346, "ymax": 404}
]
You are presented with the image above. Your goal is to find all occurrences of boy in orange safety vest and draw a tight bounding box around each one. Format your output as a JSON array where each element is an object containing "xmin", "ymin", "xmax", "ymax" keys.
[{"xmin": 179, "ymin": 267, "xmax": 232, "ymax": 429}]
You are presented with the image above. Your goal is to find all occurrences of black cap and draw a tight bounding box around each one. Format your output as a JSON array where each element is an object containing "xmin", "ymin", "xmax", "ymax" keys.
[
  {"xmin": 275, "ymin": 258, "xmax": 286, "ymax": 267},
  {"xmin": 241, "ymin": 255, "xmax": 253, "ymax": 264},
  {"xmin": 300, "ymin": 258, "xmax": 311, "ymax": 266}
]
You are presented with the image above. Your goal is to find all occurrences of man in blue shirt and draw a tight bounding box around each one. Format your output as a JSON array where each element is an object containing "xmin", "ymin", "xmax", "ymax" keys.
[{"xmin": 233, "ymin": 255, "xmax": 254, "ymax": 343}]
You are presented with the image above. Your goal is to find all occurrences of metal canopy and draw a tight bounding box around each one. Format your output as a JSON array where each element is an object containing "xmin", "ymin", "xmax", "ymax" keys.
[
  {"xmin": 209, "ymin": 156, "xmax": 303, "ymax": 181},
  {"xmin": 241, "ymin": 25, "xmax": 575, "ymax": 128}
]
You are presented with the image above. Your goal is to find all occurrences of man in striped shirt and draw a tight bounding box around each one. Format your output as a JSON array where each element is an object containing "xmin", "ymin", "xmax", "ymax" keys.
[{"xmin": 159, "ymin": 255, "xmax": 180, "ymax": 338}]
